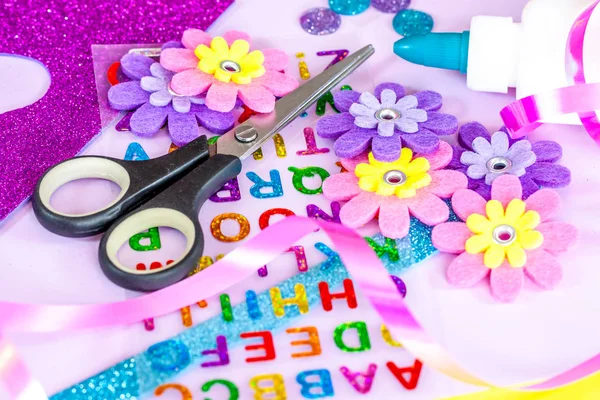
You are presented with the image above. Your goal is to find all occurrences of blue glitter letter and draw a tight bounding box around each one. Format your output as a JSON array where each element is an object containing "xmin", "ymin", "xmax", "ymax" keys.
[
  {"xmin": 246, "ymin": 290, "xmax": 262, "ymax": 320},
  {"xmin": 246, "ymin": 170, "xmax": 284, "ymax": 199},
  {"xmin": 124, "ymin": 142, "xmax": 149, "ymax": 161},
  {"xmin": 296, "ymin": 369, "xmax": 334, "ymax": 398},
  {"xmin": 145, "ymin": 339, "xmax": 191, "ymax": 372}
]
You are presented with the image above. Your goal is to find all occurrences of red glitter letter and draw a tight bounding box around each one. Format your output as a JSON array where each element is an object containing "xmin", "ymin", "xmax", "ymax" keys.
[
  {"xmin": 319, "ymin": 279, "xmax": 357, "ymax": 311},
  {"xmin": 386, "ymin": 360, "xmax": 423, "ymax": 390},
  {"xmin": 240, "ymin": 331, "xmax": 276, "ymax": 363}
]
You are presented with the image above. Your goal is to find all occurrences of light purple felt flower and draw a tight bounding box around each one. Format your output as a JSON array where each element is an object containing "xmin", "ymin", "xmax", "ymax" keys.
[
  {"xmin": 316, "ymin": 82, "xmax": 458, "ymax": 162},
  {"xmin": 447, "ymin": 122, "xmax": 571, "ymax": 199},
  {"xmin": 108, "ymin": 53, "xmax": 235, "ymax": 146}
]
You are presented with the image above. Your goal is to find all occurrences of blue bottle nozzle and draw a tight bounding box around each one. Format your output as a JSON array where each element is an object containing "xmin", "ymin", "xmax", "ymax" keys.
[{"xmin": 393, "ymin": 31, "xmax": 471, "ymax": 74}]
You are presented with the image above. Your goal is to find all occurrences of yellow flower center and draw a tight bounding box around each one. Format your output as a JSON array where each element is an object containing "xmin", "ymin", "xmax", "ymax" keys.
[
  {"xmin": 465, "ymin": 199, "xmax": 544, "ymax": 269},
  {"xmin": 194, "ymin": 37, "xmax": 266, "ymax": 84},
  {"xmin": 355, "ymin": 148, "xmax": 431, "ymax": 198}
]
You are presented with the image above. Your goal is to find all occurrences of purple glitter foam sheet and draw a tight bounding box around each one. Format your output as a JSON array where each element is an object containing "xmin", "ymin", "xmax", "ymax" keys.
[{"xmin": 0, "ymin": 0, "xmax": 235, "ymax": 222}]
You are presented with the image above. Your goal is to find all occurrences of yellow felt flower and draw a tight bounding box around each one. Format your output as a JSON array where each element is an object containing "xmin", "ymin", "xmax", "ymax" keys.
[
  {"xmin": 194, "ymin": 37, "xmax": 266, "ymax": 84},
  {"xmin": 354, "ymin": 148, "xmax": 431, "ymax": 198},
  {"xmin": 465, "ymin": 199, "xmax": 544, "ymax": 269}
]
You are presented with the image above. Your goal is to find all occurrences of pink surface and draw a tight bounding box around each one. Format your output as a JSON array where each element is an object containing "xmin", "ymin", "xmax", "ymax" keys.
[{"xmin": 2, "ymin": 0, "xmax": 600, "ymax": 398}]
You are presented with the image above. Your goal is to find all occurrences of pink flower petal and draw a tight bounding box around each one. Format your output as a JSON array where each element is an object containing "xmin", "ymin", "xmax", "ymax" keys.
[
  {"xmin": 490, "ymin": 264, "xmax": 524, "ymax": 302},
  {"xmin": 451, "ymin": 189, "xmax": 486, "ymax": 220},
  {"xmin": 491, "ymin": 175, "xmax": 523, "ymax": 207},
  {"xmin": 432, "ymin": 222, "xmax": 471, "ymax": 254},
  {"xmin": 340, "ymin": 153, "xmax": 369, "ymax": 172},
  {"xmin": 339, "ymin": 191, "xmax": 381, "ymax": 228},
  {"xmin": 428, "ymin": 170, "xmax": 468, "ymax": 198},
  {"xmin": 322, "ymin": 173, "xmax": 360, "ymax": 201},
  {"xmin": 223, "ymin": 30, "xmax": 252, "ymax": 47},
  {"xmin": 378, "ymin": 197, "xmax": 410, "ymax": 239},
  {"xmin": 262, "ymin": 48, "xmax": 289, "ymax": 71},
  {"xmin": 182, "ymin": 29, "xmax": 212, "ymax": 50},
  {"xmin": 255, "ymin": 70, "xmax": 299, "ymax": 97},
  {"xmin": 538, "ymin": 221, "xmax": 578, "ymax": 254},
  {"xmin": 170, "ymin": 69, "xmax": 214, "ymax": 96},
  {"xmin": 419, "ymin": 140, "xmax": 453, "ymax": 170},
  {"xmin": 406, "ymin": 191, "xmax": 449, "ymax": 226},
  {"xmin": 205, "ymin": 81, "xmax": 239, "ymax": 112},
  {"xmin": 238, "ymin": 83, "xmax": 276, "ymax": 113},
  {"xmin": 524, "ymin": 249, "xmax": 562, "ymax": 289},
  {"xmin": 525, "ymin": 188, "xmax": 561, "ymax": 222},
  {"xmin": 160, "ymin": 48, "xmax": 199, "ymax": 72},
  {"xmin": 446, "ymin": 252, "xmax": 489, "ymax": 287}
]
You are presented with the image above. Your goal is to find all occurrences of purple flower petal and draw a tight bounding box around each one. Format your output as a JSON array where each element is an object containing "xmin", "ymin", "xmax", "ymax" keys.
[
  {"xmin": 532, "ymin": 141, "xmax": 562, "ymax": 162},
  {"xmin": 194, "ymin": 104, "xmax": 235, "ymax": 135},
  {"xmin": 447, "ymin": 145, "xmax": 465, "ymax": 170},
  {"xmin": 149, "ymin": 90, "xmax": 172, "ymax": 107},
  {"xmin": 527, "ymin": 163, "xmax": 571, "ymax": 188},
  {"xmin": 168, "ymin": 110, "xmax": 200, "ymax": 146},
  {"xmin": 509, "ymin": 148, "xmax": 536, "ymax": 171},
  {"xmin": 120, "ymin": 53, "xmax": 154, "ymax": 80},
  {"xmin": 162, "ymin": 40, "xmax": 185, "ymax": 49},
  {"xmin": 108, "ymin": 81, "xmax": 150, "ymax": 110},
  {"xmin": 460, "ymin": 150, "xmax": 486, "ymax": 166},
  {"xmin": 350, "ymin": 103, "xmax": 374, "ymax": 117},
  {"xmin": 380, "ymin": 89, "xmax": 397, "ymax": 108},
  {"xmin": 172, "ymin": 96, "xmax": 191, "ymax": 113},
  {"xmin": 355, "ymin": 115, "xmax": 378, "ymax": 129},
  {"xmin": 401, "ymin": 130, "xmax": 439, "ymax": 154},
  {"xmin": 130, "ymin": 102, "xmax": 168, "ymax": 137},
  {"xmin": 333, "ymin": 90, "xmax": 361, "ymax": 113},
  {"xmin": 359, "ymin": 92, "xmax": 381, "ymax": 110},
  {"xmin": 490, "ymin": 131, "xmax": 509, "ymax": 155},
  {"xmin": 473, "ymin": 181, "xmax": 492, "ymax": 200},
  {"xmin": 141, "ymin": 76, "xmax": 167, "ymax": 92},
  {"xmin": 334, "ymin": 128, "xmax": 375, "ymax": 158},
  {"xmin": 505, "ymin": 139, "xmax": 532, "ymax": 161},
  {"xmin": 395, "ymin": 116, "xmax": 419, "ymax": 133},
  {"xmin": 374, "ymin": 82, "xmax": 405, "ymax": 100},
  {"xmin": 458, "ymin": 121, "xmax": 491, "ymax": 150},
  {"xmin": 372, "ymin": 134, "xmax": 401, "ymax": 161},
  {"xmin": 421, "ymin": 112, "xmax": 458, "ymax": 136},
  {"xmin": 414, "ymin": 90, "xmax": 442, "ymax": 111},
  {"xmin": 395, "ymin": 95, "xmax": 418, "ymax": 110},
  {"xmin": 472, "ymin": 137, "xmax": 494, "ymax": 159},
  {"xmin": 377, "ymin": 120, "xmax": 395, "ymax": 137},
  {"xmin": 316, "ymin": 112, "xmax": 355, "ymax": 139},
  {"xmin": 403, "ymin": 108, "xmax": 427, "ymax": 122},
  {"xmin": 467, "ymin": 164, "xmax": 488, "ymax": 179},
  {"xmin": 519, "ymin": 174, "xmax": 539, "ymax": 199},
  {"xmin": 150, "ymin": 63, "xmax": 173, "ymax": 80}
]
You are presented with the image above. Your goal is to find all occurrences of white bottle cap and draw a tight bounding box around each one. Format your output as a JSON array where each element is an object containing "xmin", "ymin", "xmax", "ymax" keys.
[{"xmin": 467, "ymin": 16, "xmax": 520, "ymax": 93}]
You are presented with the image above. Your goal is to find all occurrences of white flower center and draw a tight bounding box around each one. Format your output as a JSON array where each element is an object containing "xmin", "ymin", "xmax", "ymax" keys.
[
  {"xmin": 383, "ymin": 170, "xmax": 407, "ymax": 186},
  {"xmin": 375, "ymin": 108, "xmax": 401, "ymax": 122},
  {"xmin": 492, "ymin": 224, "xmax": 517, "ymax": 245},
  {"xmin": 220, "ymin": 60, "xmax": 241, "ymax": 73},
  {"xmin": 486, "ymin": 156, "xmax": 512, "ymax": 173}
]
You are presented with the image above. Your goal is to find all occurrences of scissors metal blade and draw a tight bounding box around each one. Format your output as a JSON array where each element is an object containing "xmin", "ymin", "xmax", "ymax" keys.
[{"xmin": 214, "ymin": 44, "xmax": 375, "ymax": 159}]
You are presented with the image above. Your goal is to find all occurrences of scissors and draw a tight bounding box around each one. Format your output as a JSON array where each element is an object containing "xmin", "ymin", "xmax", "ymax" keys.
[{"xmin": 32, "ymin": 45, "xmax": 374, "ymax": 292}]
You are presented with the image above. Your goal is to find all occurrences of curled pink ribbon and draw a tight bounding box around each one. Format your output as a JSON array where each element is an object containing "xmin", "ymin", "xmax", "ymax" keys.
[
  {"xmin": 4, "ymin": 216, "xmax": 600, "ymax": 400},
  {"xmin": 502, "ymin": 0, "xmax": 600, "ymax": 141}
]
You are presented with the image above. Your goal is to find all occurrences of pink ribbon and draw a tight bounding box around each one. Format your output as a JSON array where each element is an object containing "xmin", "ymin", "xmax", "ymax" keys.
[
  {"xmin": 4, "ymin": 2, "xmax": 600, "ymax": 398},
  {"xmin": 502, "ymin": 0, "xmax": 600, "ymax": 141}
]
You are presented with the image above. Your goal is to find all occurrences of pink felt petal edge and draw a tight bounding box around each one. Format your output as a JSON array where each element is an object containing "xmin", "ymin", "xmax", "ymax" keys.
[
  {"xmin": 428, "ymin": 170, "xmax": 468, "ymax": 198},
  {"xmin": 160, "ymin": 48, "xmax": 198, "ymax": 73},
  {"xmin": 491, "ymin": 175, "xmax": 523, "ymax": 207},
  {"xmin": 451, "ymin": 189, "xmax": 487, "ymax": 220},
  {"xmin": 446, "ymin": 252, "xmax": 489, "ymax": 287},
  {"xmin": 490, "ymin": 264, "xmax": 524, "ymax": 302},
  {"xmin": 525, "ymin": 188, "xmax": 561, "ymax": 222},
  {"xmin": 432, "ymin": 222, "xmax": 471, "ymax": 254},
  {"xmin": 378, "ymin": 197, "xmax": 410, "ymax": 239},
  {"xmin": 170, "ymin": 69, "xmax": 214, "ymax": 96},
  {"xmin": 419, "ymin": 140, "xmax": 453, "ymax": 170},
  {"xmin": 538, "ymin": 221, "xmax": 578, "ymax": 254},
  {"xmin": 406, "ymin": 191, "xmax": 449, "ymax": 226},
  {"xmin": 322, "ymin": 173, "xmax": 361, "ymax": 201},
  {"xmin": 262, "ymin": 48, "xmax": 289, "ymax": 72},
  {"xmin": 524, "ymin": 249, "xmax": 562, "ymax": 289},
  {"xmin": 223, "ymin": 30, "xmax": 252, "ymax": 46},
  {"xmin": 339, "ymin": 191, "xmax": 381, "ymax": 228},
  {"xmin": 182, "ymin": 29, "xmax": 212, "ymax": 50},
  {"xmin": 340, "ymin": 153, "xmax": 369, "ymax": 173}
]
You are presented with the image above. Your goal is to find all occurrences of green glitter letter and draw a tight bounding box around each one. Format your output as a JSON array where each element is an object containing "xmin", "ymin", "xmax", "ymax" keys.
[
  {"xmin": 129, "ymin": 227, "xmax": 161, "ymax": 251},
  {"xmin": 365, "ymin": 237, "xmax": 400, "ymax": 262},
  {"xmin": 288, "ymin": 166, "xmax": 330, "ymax": 195},
  {"xmin": 201, "ymin": 379, "xmax": 240, "ymax": 400},
  {"xmin": 333, "ymin": 321, "xmax": 371, "ymax": 353}
]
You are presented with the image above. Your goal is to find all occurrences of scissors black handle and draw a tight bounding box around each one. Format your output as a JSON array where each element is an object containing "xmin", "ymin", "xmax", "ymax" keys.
[
  {"xmin": 98, "ymin": 152, "xmax": 242, "ymax": 292},
  {"xmin": 32, "ymin": 136, "xmax": 210, "ymax": 237}
]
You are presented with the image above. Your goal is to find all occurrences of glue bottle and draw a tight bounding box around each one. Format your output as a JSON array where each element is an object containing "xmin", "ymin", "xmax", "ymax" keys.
[{"xmin": 393, "ymin": 0, "xmax": 600, "ymax": 124}]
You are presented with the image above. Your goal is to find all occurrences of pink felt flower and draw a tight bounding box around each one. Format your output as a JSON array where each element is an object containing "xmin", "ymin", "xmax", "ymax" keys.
[
  {"xmin": 432, "ymin": 174, "xmax": 578, "ymax": 302},
  {"xmin": 160, "ymin": 29, "xmax": 299, "ymax": 113},
  {"xmin": 322, "ymin": 141, "xmax": 468, "ymax": 239}
]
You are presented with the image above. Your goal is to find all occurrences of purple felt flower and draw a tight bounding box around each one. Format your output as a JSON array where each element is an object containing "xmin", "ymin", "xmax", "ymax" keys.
[
  {"xmin": 108, "ymin": 53, "xmax": 235, "ymax": 146},
  {"xmin": 316, "ymin": 82, "xmax": 458, "ymax": 162},
  {"xmin": 447, "ymin": 122, "xmax": 571, "ymax": 199}
]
